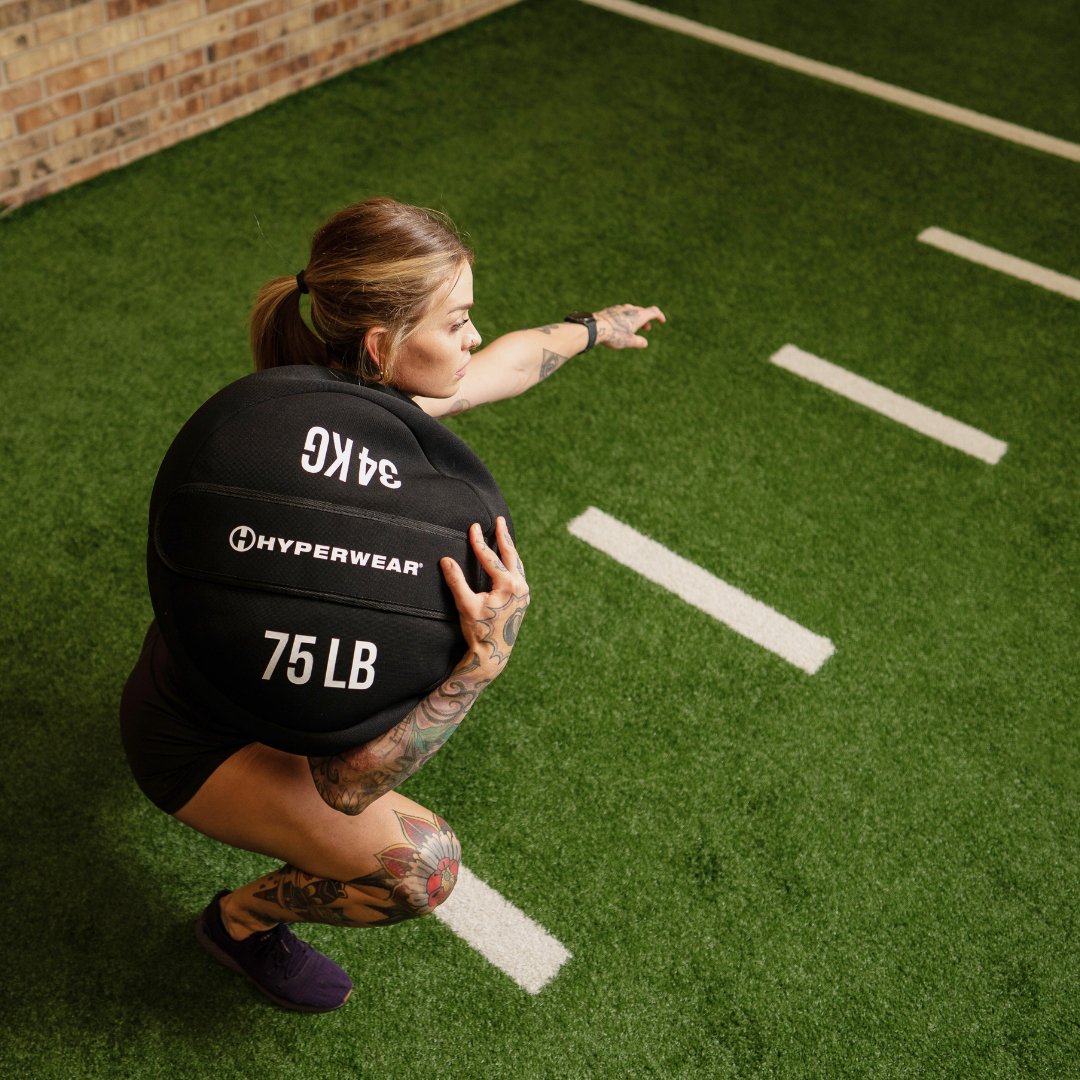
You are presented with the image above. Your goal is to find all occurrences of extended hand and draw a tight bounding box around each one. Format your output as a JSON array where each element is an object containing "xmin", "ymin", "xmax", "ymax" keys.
[
  {"xmin": 595, "ymin": 304, "xmax": 667, "ymax": 349},
  {"xmin": 440, "ymin": 517, "xmax": 530, "ymax": 681}
]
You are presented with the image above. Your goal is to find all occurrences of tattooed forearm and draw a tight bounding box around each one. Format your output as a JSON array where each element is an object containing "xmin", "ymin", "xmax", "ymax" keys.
[
  {"xmin": 308, "ymin": 654, "xmax": 491, "ymax": 816},
  {"xmin": 539, "ymin": 348, "xmax": 568, "ymax": 382}
]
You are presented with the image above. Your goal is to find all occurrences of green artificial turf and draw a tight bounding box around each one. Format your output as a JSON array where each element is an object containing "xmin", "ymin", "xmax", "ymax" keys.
[{"xmin": 1, "ymin": 0, "xmax": 1077, "ymax": 1075}]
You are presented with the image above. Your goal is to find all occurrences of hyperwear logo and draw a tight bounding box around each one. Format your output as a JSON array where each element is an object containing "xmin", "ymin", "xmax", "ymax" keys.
[
  {"xmin": 227, "ymin": 525, "xmax": 424, "ymax": 577},
  {"xmin": 229, "ymin": 525, "xmax": 257, "ymax": 552}
]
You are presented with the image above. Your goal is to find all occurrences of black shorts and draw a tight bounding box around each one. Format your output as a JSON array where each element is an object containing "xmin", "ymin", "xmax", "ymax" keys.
[{"xmin": 119, "ymin": 623, "xmax": 251, "ymax": 815}]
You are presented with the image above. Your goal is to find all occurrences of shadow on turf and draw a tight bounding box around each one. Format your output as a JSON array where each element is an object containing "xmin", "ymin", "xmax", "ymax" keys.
[{"xmin": 4, "ymin": 694, "xmax": 299, "ymax": 1062}]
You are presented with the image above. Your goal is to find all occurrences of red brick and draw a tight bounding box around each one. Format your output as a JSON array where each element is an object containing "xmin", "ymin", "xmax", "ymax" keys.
[
  {"xmin": 0, "ymin": 78, "xmax": 41, "ymax": 111},
  {"xmin": 408, "ymin": 1, "xmax": 444, "ymax": 28},
  {"xmin": 310, "ymin": 38, "xmax": 348, "ymax": 65},
  {"xmin": 142, "ymin": 0, "xmax": 199, "ymax": 34},
  {"xmin": 123, "ymin": 125, "xmax": 181, "ymax": 159},
  {"xmin": 0, "ymin": 3, "xmax": 32, "ymax": 32},
  {"xmin": 30, "ymin": 147, "xmax": 61, "ymax": 178},
  {"xmin": 234, "ymin": 40, "xmax": 285, "ymax": 73},
  {"xmin": 176, "ymin": 114, "xmax": 214, "ymax": 140},
  {"xmin": 64, "ymin": 150, "xmax": 122, "ymax": 186},
  {"xmin": 178, "ymin": 70, "xmax": 205, "ymax": 96},
  {"xmin": 89, "ymin": 116, "xmax": 150, "ymax": 154},
  {"xmin": 45, "ymin": 55, "xmax": 109, "ymax": 94},
  {"xmin": 205, "ymin": 76, "xmax": 245, "ymax": 107},
  {"xmin": 77, "ymin": 19, "xmax": 140, "ymax": 57},
  {"xmin": 0, "ymin": 129, "xmax": 48, "ymax": 166},
  {"xmin": 84, "ymin": 72, "xmax": 146, "ymax": 107},
  {"xmin": 35, "ymin": 2, "xmax": 104, "ymax": 44},
  {"xmin": 172, "ymin": 93, "xmax": 205, "ymax": 120},
  {"xmin": 176, "ymin": 15, "xmax": 231, "ymax": 50},
  {"xmin": 23, "ymin": 176, "xmax": 61, "ymax": 202},
  {"xmin": 16, "ymin": 90, "xmax": 80, "ymax": 133},
  {"xmin": 0, "ymin": 26, "xmax": 33, "ymax": 61},
  {"xmin": 233, "ymin": 0, "xmax": 284, "ymax": 27},
  {"xmin": 118, "ymin": 82, "xmax": 175, "ymax": 119},
  {"xmin": 27, "ymin": 0, "xmax": 68, "ymax": 20},
  {"xmin": 52, "ymin": 105, "xmax": 115, "ymax": 143},
  {"xmin": 113, "ymin": 34, "xmax": 173, "ymax": 72},
  {"xmin": 4, "ymin": 39, "xmax": 73, "ymax": 80},
  {"xmin": 147, "ymin": 47, "xmax": 202, "ymax": 84},
  {"xmin": 207, "ymin": 28, "xmax": 258, "ymax": 61},
  {"xmin": 5, "ymin": 0, "xmax": 511, "ymax": 211}
]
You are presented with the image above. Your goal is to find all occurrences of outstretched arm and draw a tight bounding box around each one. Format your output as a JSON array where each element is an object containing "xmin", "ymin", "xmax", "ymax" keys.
[
  {"xmin": 415, "ymin": 304, "xmax": 666, "ymax": 418},
  {"xmin": 307, "ymin": 517, "xmax": 529, "ymax": 815}
]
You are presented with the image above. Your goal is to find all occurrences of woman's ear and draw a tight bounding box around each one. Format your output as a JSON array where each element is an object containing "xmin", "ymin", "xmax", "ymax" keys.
[{"xmin": 363, "ymin": 327, "xmax": 387, "ymax": 372}]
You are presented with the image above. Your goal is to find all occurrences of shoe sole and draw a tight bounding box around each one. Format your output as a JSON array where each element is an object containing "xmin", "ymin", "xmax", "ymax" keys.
[{"xmin": 195, "ymin": 914, "xmax": 352, "ymax": 1014}]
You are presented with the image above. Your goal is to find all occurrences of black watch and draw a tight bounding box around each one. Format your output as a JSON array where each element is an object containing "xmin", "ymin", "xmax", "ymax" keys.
[{"xmin": 564, "ymin": 311, "xmax": 597, "ymax": 354}]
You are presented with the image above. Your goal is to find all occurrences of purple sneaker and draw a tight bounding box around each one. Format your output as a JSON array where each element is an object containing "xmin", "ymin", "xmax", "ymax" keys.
[{"xmin": 195, "ymin": 890, "xmax": 353, "ymax": 1013}]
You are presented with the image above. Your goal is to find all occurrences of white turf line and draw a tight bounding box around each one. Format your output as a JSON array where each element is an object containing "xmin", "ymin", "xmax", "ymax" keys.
[
  {"xmin": 434, "ymin": 865, "xmax": 572, "ymax": 994},
  {"xmin": 579, "ymin": 0, "xmax": 1080, "ymax": 164},
  {"xmin": 567, "ymin": 507, "xmax": 835, "ymax": 675},
  {"xmin": 918, "ymin": 227, "xmax": 1080, "ymax": 302},
  {"xmin": 770, "ymin": 345, "xmax": 1008, "ymax": 465}
]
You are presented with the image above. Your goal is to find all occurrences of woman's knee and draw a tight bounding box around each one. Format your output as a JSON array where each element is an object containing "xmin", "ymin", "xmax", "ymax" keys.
[{"xmin": 344, "ymin": 809, "xmax": 461, "ymax": 924}]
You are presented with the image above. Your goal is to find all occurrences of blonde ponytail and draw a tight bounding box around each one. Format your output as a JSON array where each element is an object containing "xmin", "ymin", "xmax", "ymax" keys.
[
  {"xmin": 248, "ymin": 274, "xmax": 325, "ymax": 372},
  {"xmin": 248, "ymin": 198, "xmax": 473, "ymax": 383}
]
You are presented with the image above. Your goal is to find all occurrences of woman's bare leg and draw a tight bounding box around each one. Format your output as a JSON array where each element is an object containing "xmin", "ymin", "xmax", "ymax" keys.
[{"xmin": 174, "ymin": 741, "xmax": 460, "ymax": 938}]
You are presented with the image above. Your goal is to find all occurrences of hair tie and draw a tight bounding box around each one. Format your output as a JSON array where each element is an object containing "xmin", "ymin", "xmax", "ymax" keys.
[{"xmin": 296, "ymin": 269, "xmax": 308, "ymax": 294}]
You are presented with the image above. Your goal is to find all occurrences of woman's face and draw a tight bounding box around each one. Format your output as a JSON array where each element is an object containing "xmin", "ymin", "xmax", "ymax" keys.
[{"xmin": 389, "ymin": 262, "xmax": 481, "ymax": 398}]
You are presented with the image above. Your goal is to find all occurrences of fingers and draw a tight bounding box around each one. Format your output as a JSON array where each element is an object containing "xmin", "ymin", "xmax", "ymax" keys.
[
  {"xmin": 439, "ymin": 554, "xmax": 475, "ymax": 609},
  {"xmin": 596, "ymin": 304, "xmax": 667, "ymax": 349},
  {"xmin": 442, "ymin": 518, "xmax": 525, "ymax": 597},
  {"xmin": 631, "ymin": 305, "xmax": 666, "ymax": 345},
  {"xmin": 468, "ymin": 517, "xmax": 525, "ymax": 580},
  {"xmin": 442, "ymin": 519, "xmax": 529, "ymax": 678},
  {"xmin": 494, "ymin": 516, "xmax": 525, "ymax": 578},
  {"xmin": 469, "ymin": 521, "xmax": 506, "ymax": 576}
]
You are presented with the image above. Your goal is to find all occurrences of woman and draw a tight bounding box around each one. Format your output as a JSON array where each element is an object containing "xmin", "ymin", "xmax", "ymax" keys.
[{"xmin": 121, "ymin": 197, "xmax": 664, "ymax": 1012}]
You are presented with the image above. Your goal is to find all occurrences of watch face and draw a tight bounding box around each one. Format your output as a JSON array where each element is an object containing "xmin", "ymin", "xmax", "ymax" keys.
[{"xmin": 566, "ymin": 311, "xmax": 594, "ymax": 323}]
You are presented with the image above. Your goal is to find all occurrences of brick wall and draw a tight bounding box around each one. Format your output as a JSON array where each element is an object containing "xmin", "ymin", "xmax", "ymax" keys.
[{"xmin": 1, "ymin": 0, "xmax": 515, "ymax": 209}]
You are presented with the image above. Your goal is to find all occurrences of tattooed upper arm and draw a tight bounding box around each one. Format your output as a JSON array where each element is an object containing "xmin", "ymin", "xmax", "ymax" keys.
[
  {"xmin": 307, "ymin": 655, "xmax": 490, "ymax": 815},
  {"xmin": 308, "ymin": 754, "xmax": 371, "ymax": 815}
]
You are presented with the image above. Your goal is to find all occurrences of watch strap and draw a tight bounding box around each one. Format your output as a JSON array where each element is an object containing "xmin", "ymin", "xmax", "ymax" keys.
[{"xmin": 564, "ymin": 311, "xmax": 597, "ymax": 354}]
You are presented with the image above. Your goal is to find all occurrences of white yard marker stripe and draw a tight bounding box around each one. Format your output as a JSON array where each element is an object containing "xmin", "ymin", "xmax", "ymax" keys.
[
  {"xmin": 579, "ymin": 0, "xmax": 1080, "ymax": 164},
  {"xmin": 434, "ymin": 865, "xmax": 572, "ymax": 994},
  {"xmin": 567, "ymin": 506, "xmax": 835, "ymax": 675},
  {"xmin": 918, "ymin": 227, "xmax": 1080, "ymax": 302},
  {"xmin": 770, "ymin": 344, "xmax": 1008, "ymax": 464}
]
